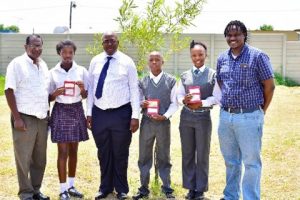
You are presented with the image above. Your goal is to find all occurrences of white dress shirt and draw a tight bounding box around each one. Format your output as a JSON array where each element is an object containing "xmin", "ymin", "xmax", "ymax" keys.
[
  {"xmin": 177, "ymin": 65, "xmax": 222, "ymax": 107},
  {"xmin": 5, "ymin": 53, "xmax": 49, "ymax": 119},
  {"xmin": 140, "ymin": 71, "xmax": 178, "ymax": 119},
  {"xmin": 87, "ymin": 50, "xmax": 140, "ymax": 119},
  {"xmin": 49, "ymin": 61, "xmax": 89, "ymax": 104}
]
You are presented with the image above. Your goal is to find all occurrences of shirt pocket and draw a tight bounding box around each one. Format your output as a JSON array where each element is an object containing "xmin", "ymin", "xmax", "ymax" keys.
[
  {"xmin": 219, "ymin": 64, "xmax": 230, "ymax": 81},
  {"xmin": 239, "ymin": 64, "xmax": 255, "ymax": 87}
]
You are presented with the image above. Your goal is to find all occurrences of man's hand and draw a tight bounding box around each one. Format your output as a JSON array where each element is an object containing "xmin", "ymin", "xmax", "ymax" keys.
[
  {"xmin": 130, "ymin": 118, "xmax": 139, "ymax": 133},
  {"xmin": 150, "ymin": 113, "xmax": 167, "ymax": 121},
  {"xmin": 14, "ymin": 118, "xmax": 27, "ymax": 131},
  {"xmin": 86, "ymin": 116, "xmax": 92, "ymax": 130}
]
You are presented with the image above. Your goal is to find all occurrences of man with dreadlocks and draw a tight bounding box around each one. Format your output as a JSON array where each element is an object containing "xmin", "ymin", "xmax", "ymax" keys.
[{"xmin": 216, "ymin": 20, "xmax": 275, "ymax": 200}]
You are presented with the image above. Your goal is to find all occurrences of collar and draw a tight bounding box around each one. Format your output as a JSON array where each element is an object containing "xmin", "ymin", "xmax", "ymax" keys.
[
  {"xmin": 103, "ymin": 50, "xmax": 120, "ymax": 60},
  {"xmin": 228, "ymin": 43, "xmax": 249, "ymax": 58},
  {"xmin": 193, "ymin": 65, "xmax": 206, "ymax": 73},
  {"xmin": 150, "ymin": 71, "xmax": 163, "ymax": 80},
  {"xmin": 54, "ymin": 61, "xmax": 78, "ymax": 73},
  {"xmin": 23, "ymin": 53, "xmax": 41, "ymax": 65}
]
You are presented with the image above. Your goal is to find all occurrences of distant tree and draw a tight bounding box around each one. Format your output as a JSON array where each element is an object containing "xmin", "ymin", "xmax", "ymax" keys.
[
  {"xmin": 87, "ymin": 0, "xmax": 206, "ymax": 73},
  {"xmin": 260, "ymin": 24, "xmax": 274, "ymax": 31},
  {"xmin": 0, "ymin": 24, "xmax": 20, "ymax": 32}
]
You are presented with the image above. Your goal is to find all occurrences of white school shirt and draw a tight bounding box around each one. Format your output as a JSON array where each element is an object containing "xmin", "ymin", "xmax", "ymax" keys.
[
  {"xmin": 49, "ymin": 61, "xmax": 89, "ymax": 104},
  {"xmin": 87, "ymin": 50, "xmax": 140, "ymax": 119},
  {"xmin": 5, "ymin": 53, "xmax": 49, "ymax": 119},
  {"xmin": 140, "ymin": 71, "xmax": 178, "ymax": 119},
  {"xmin": 177, "ymin": 65, "xmax": 222, "ymax": 107}
]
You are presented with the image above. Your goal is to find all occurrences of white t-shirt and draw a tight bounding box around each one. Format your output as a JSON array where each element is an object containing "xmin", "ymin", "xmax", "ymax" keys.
[
  {"xmin": 5, "ymin": 53, "xmax": 49, "ymax": 119},
  {"xmin": 49, "ymin": 61, "xmax": 89, "ymax": 104}
]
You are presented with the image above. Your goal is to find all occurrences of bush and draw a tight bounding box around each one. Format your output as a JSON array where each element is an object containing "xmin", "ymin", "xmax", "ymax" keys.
[
  {"xmin": 0, "ymin": 75, "xmax": 5, "ymax": 95},
  {"xmin": 274, "ymin": 72, "xmax": 299, "ymax": 86}
]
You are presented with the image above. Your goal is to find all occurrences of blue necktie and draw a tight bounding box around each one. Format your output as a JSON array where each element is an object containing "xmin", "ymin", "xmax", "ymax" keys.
[
  {"xmin": 194, "ymin": 68, "xmax": 200, "ymax": 75},
  {"xmin": 95, "ymin": 56, "xmax": 113, "ymax": 99}
]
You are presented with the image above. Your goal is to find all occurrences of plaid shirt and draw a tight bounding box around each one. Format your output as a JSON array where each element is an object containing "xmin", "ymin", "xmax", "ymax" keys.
[{"xmin": 216, "ymin": 44, "xmax": 274, "ymax": 108}]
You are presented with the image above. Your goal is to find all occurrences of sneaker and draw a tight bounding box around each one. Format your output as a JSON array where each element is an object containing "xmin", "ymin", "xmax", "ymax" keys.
[
  {"xmin": 59, "ymin": 191, "xmax": 70, "ymax": 200},
  {"xmin": 68, "ymin": 186, "xmax": 84, "ymax": 198}
]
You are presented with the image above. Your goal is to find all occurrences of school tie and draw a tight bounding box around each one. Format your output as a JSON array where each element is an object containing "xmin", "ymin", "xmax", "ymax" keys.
[
  {"xmin": 194, "ymin": 68, "xmax": 200, "ymax": 75},
  {"xmin": 95, "ymin": 56, "xmax": 113, "ymax": 99}
]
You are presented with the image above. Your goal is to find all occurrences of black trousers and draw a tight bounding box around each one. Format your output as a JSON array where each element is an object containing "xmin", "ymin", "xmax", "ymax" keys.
[{"xmin": 92, "ymin": 103, "xmax": 132, "ymax": 194}]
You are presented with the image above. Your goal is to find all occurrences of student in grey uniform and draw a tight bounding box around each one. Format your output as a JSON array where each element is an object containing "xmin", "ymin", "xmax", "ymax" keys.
[
  {"xmin": 133, "ymin": 51, "xmax": 178, "ymax": 200},
  {"xmin": 177, "ymin": 41, "xmax": 221, "ymax": 200}
]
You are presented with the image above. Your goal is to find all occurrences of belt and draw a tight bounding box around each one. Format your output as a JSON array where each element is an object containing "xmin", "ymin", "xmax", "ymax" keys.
[
  {"xmin": 222, "ymin": 107, "xmax": 261, "ymax": 114},
  {"xmin": 184, "ymin": 106, "xmax": 211, "ymax": 113},
  {"xmin": 105, "ymin": 102, "xmax": 131, "ymax": 111}
]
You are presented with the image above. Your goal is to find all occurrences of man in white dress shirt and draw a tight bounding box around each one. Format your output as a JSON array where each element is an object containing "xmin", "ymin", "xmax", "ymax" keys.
[
  {"xmin": 86, "ymin": 31, "xmax": 140, "ymax": 200},
  {"xmin": 5, "ymin": 34, "xmax": 50, "ymax": 200}
]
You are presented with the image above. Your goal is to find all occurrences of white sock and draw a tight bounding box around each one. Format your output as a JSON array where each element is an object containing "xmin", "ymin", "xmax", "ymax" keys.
[
  {"xmin": 60, "ymin": 182, "xmax": 68, "ymax": 193},
  {"xmin": 68, "ymin": 177, "xmax": 75, "ymax": 188}
]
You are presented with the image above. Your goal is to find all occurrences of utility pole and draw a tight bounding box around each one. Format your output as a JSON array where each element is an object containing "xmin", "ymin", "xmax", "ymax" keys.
[{"xmin": 69, "ymin": 1, "xmax": 77, "ymax": 29}]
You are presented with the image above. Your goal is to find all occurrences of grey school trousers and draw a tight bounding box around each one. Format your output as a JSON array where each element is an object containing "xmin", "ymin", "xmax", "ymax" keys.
[
  {"xmin": 138, "ymin": 116, "xmax": 172, "ymax": 188},
  {"xmin": 11, "ymin": 113, "xmax": 48, "ymax": 200},
  {"xmin": 179, "ymin": 110, "xmax": 212, "ymax": 192}
]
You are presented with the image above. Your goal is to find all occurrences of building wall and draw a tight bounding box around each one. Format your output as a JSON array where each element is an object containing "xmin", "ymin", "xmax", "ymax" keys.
[{"xmin": 0, "ymin": 33, "xmax": 299, "ymax": 83}]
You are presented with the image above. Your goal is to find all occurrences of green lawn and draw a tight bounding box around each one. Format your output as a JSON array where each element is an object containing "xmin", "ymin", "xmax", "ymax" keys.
[{"xmin": 0, "ymin": 86, "xmax": 299, "ymax": 200}]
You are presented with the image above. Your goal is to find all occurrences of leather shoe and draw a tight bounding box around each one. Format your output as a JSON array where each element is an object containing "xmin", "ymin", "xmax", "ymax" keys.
[
  {"xmin": 95, "ymin": 191, "xmax": 108, "ymax": 199},
  {"xmin": 117, "ymin": 192, "xmax": 128, "ymax": 200},
  {"xmin": 194, "ymin": 191, "xmax": 204, "ymax": 200},
  {"xmin": 185, "ymin": 190, "xmax": 195, "ymax": 200},
  {"xmin": 33, "ymin": 192, "xmax": 50, "ymax": 200}
]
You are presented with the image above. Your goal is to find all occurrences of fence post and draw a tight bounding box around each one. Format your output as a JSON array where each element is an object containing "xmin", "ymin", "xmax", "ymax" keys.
[
  {"xmin": 210, "ymin": 34, "xmax": 215, "ymax": 68},
  {"xmin": 282, "ymin": 34, "xmax": 287, "ymax": 80}
]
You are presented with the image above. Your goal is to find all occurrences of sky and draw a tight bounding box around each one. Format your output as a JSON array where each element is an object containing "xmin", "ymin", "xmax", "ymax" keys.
[{"xmin": 1, "ymin": 0, "xmax": 300, "ymax": 34}]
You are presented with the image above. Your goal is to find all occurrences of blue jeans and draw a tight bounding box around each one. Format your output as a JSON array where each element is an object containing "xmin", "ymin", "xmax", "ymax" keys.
[{"xmin": 218, "ymin": 109, "xmax": 264, "ymax": 200}]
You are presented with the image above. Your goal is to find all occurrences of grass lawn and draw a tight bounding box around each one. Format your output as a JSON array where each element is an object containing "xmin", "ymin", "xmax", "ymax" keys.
[{"xmin": 0, "ymin": 86, "xmax": 299, "ymax": 200}]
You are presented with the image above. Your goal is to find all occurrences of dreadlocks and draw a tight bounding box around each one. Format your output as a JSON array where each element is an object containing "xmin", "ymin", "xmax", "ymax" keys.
[{"xmin": 224, "ymin": 20, "xmax": 248, "ymax": 42}]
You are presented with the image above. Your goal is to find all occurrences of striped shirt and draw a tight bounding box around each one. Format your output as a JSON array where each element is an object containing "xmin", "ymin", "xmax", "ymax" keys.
[
  {"xmin": 87, "ymin": 50, "xmax": 140, "ymax": 119},
  {"xmin": 216, "ymin": 44, "xmax": 273, "ymax": 108}
]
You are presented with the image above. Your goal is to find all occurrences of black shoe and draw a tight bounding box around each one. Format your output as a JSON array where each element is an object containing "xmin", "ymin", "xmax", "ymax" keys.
[
  {"xmin": 95, "ymin": 191, "xmax": 108, "ymax": 199},
  {"xmin": 59, "ymin": 191, "xmax": 70, "ymax": 200},
  {"xmin": 185, "ymin": 190, "xmax": 195, "ymax": 200},
  {"xmin": 68, "ymin": 186, "xmax": 84, "ymax": 198},
  {"xmin": 194, "ymin": 191, "xmax": 204, "ymax": 200},
  {"xmin": 220, "ymin": 198, "xmax": 225, "ymax": 200},
  {"xmin": 132, "ymin": 192, "xmax": 149, "ymax": 200},
  {"xmin": 33, "ymin": 192, "xmax": 50, "ymax": 200},
  {"xmin": 116, "ymin": 192, "xmax": 128, "ymax": 200},
  {"xmin": 161, "ymin": 185, "xmax": 175, "ymax": 199}
]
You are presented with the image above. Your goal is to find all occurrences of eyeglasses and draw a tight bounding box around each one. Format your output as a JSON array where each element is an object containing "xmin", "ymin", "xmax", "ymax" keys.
[
  {"xmin": 27, "ymin": 44, "xmax": 43, "ymax": 49},
  {"xmin": 102, "ymin": 39, "xmax": 117, "ymax": 45}
]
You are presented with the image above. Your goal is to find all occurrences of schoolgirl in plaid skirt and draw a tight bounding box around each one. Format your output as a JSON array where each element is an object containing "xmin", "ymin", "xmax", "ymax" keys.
[{"xmin": 49, "ymin": 40, "xmax": 88, "ymax": 200}]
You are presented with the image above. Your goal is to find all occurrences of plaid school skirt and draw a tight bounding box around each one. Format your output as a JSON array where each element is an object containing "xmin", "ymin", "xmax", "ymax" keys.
[{"xmin": 50, "ymin": 101, "xmax": 89, "ymax": 143}]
